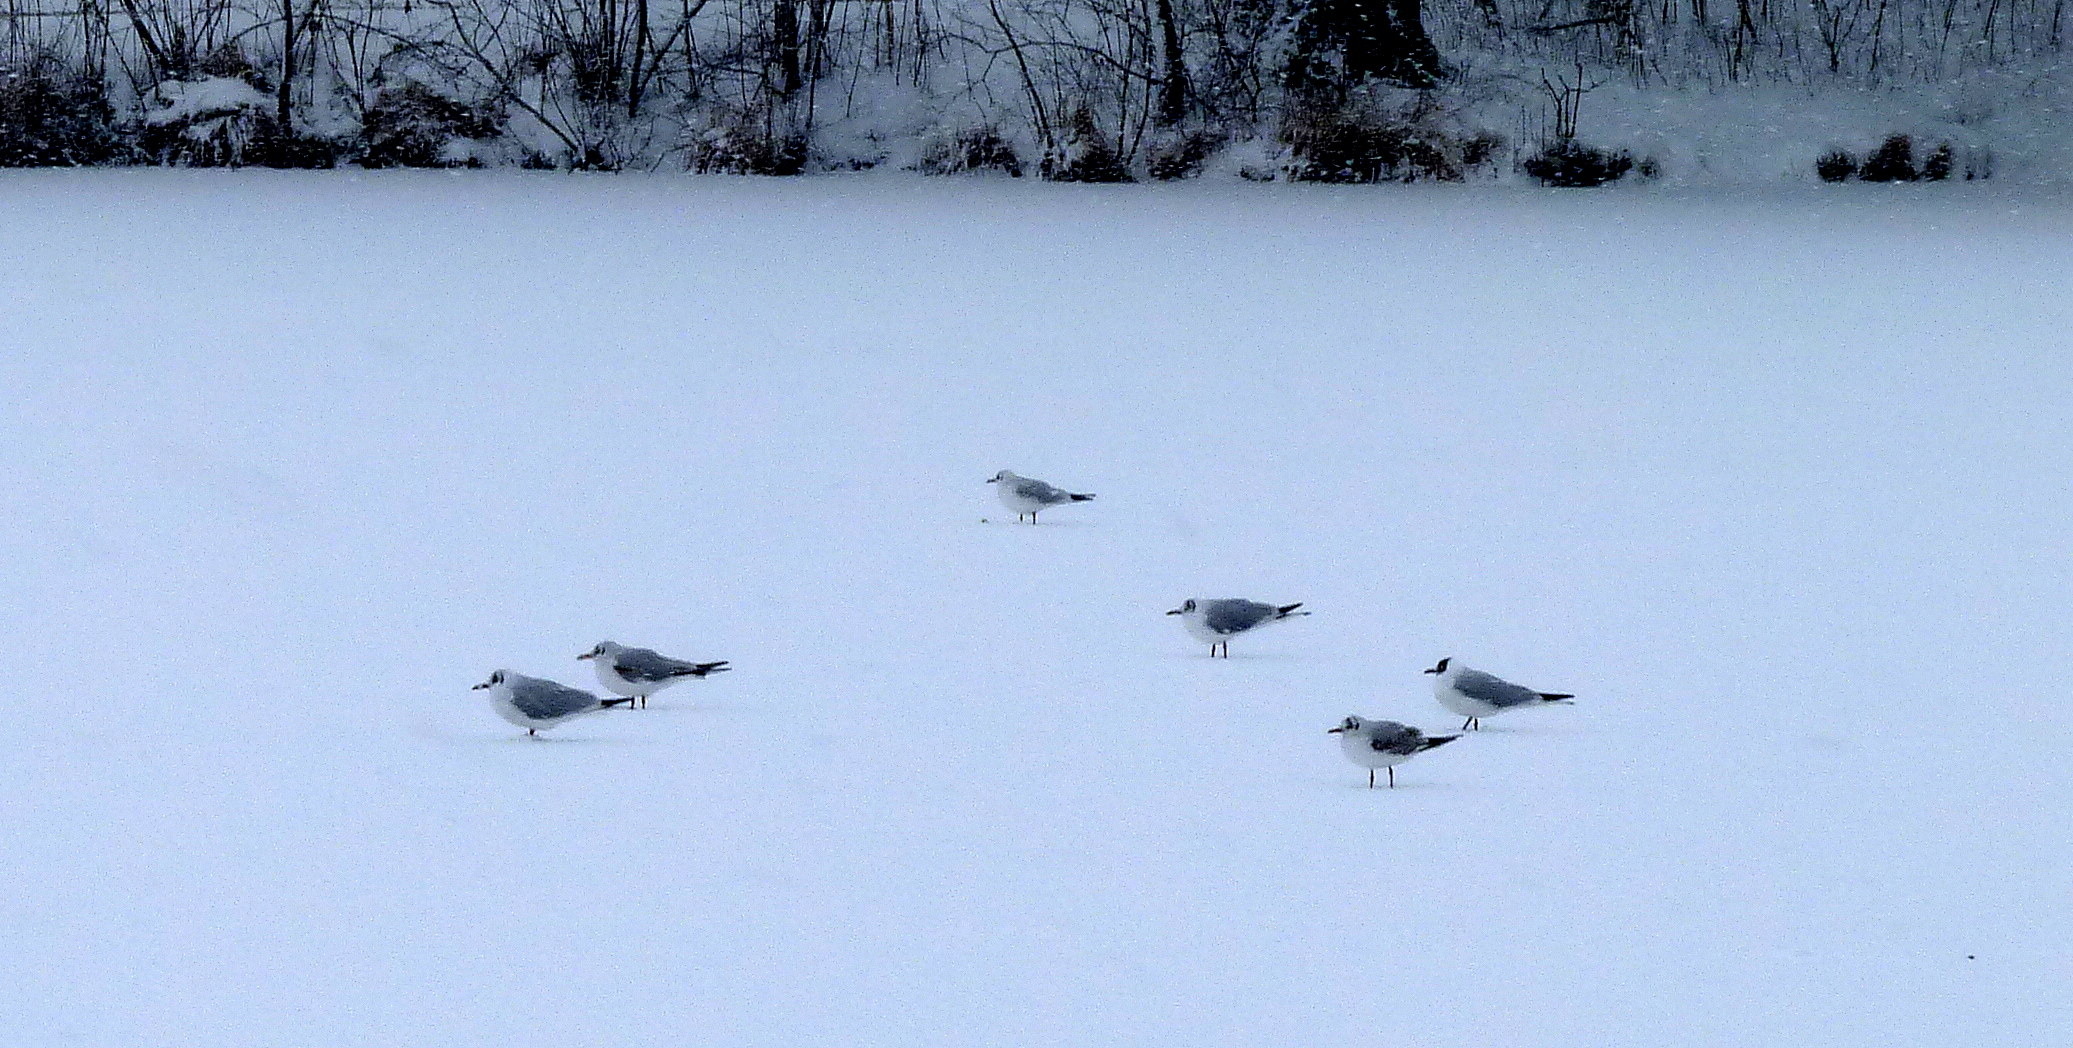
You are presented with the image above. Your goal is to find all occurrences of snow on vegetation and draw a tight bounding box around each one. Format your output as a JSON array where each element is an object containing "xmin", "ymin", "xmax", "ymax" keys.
[
  {"xmin": 1, "ymin": 0, "xmax": 2071, "ymax": 180},
  {"xmin": 0, "ymin": 172, "xmax": 2068, "ymax": 1045},
  {"xmin": 141, "ymin": 76, "xmax": 273, "ymax": 128}
]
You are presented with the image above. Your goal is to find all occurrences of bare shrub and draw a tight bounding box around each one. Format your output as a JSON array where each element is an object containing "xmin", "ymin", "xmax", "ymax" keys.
[
  {"xmin": 1816, "ymin": 148, "xmax": 1857, "ymax": 181},
  {"xmin": 1145, "ymin": 128, "xmax": 1225, "ymax": 180},
  {"xmin": 360, "ymin": 84, "xmax": 506, "ymax": 168},
  {"xmin": 915, "ymin": 126, "xmax": 1024, "ymax": 176},
  {"xmin": 1283, "ymin": 94, "xmax": 1501, "ymax": 183},
  {"xmin": 0, "ymin": 53, "xmax": 124, "ymax": 166},
  {"xmin": 1521, "ymin": 140, "xmax": 1633, "ymax": 187},
  {"xmin": 1922, "ymin": 141, "xmax": 1954, "ymax": 180}
]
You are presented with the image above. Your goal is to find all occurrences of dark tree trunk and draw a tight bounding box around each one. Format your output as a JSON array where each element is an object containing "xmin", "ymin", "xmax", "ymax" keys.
[
  {"xmin": 774, "ymin": 0, "xmax": 802, "ymax": 97},
  {"xmin": 628, "ymin": 0, "xmax": 650, "ymax": 116},
  {"xmin": 278, "ymin": 0, "xmax": 296, "ymax": 129},
  {"xmin": 1155, "ymin": 0, "xmax": 1188, "ymax": 125},
  {"xmin": 1286, "ymin": 0, "xmax": 1442, "ymax": 100}
]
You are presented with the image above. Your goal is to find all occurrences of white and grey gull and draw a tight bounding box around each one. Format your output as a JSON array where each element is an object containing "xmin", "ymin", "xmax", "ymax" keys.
[
  {"xmin": 579, "ymin": 640, "xmax": 730, "ymax": 709},
  {"xmin": 1425, "ymin": 658, "xmax": 1573, "ymax": 730},
  {"xmin": 1166, "ymin": 598, "xmax": 1309, "ymax": 657},
  {"xmin": 987, "ymin": 470, "xmax": 1095, "ymax": 523},
  {"xmin": 473, "ymin": 669, "xmax": 632, "ymax": 737},
  {"xmin": 1328, "ymin": 716, "xmax": 1461, "ymax": 788}
]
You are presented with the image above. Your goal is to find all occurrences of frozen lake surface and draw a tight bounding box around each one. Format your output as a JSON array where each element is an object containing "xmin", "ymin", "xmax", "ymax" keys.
[{"xmin": 2, "ymin": 171, "xmax": 2069, "ymax": 1046}]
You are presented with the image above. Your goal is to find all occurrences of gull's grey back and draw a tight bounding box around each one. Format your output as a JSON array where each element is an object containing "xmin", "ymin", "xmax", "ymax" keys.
[
  {"xmin": 1364, "ymin": 720, "xmax": 1427, "ymax": 754},
  {"xmin": 1204, "ymin": 599, "xmax": 1278, "ymax": 634},
  {"xmin": 613, "ymin": 646, "xmax": 697, "ymax": 682},
  {"xmin": 1013, "ymin": 477, "xmax": 1071, "ymax": 505},
  {"xmin": 508, "ymin": 674, "xmax": 600, "ymax": 720},
  {"xmin": 1454, "ymin": 668, "xmax": 1544, "ymax": 709}
]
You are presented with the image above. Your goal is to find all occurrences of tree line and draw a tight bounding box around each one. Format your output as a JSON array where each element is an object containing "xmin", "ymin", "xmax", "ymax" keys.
[{"xmin": 1, "ymin": 0, "xmax": 2063, "ymax": 172}]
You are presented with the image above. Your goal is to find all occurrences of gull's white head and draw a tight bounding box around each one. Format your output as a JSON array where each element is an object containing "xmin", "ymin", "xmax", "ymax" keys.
[
  {"xmin": 578, "ymin": 641, "xmax": 624, "ymax": 661},
  {"xmin": 1327, "ymin": 715, "xmax": 1367, "ymax": 735},
  {"xmin": 1165, "ymin": 598, "xmax": 1200, "ymax": 618},
  {"xmin": 987, "ymin": 470, "xmax": 1020, "ymax": 484},
  {"xmin": 472, "ymin": 669, "xmax": 510, "ymax": 691}
]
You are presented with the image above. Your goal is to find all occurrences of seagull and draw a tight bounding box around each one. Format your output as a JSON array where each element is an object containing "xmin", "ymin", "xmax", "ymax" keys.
[
  {"xmin": 578, "ymin": 641, "xmax": 730, "ymax": 709},
  {"xmin": 1328, "ymin": 716, "xmax": 1461, "ymax": 788},
  {"xmin": 473, "ymin": 670, "xmax": 631, "ymax": 737},
  {"xmin": 987, "ymin": 470, "xmax": 1095, "ymax": 523},
  {"xmin": 1424, "ymin": 658, "xmax": 1574, "ymax": 730},
  {"xmin": 1166, "ymin": 598, "xmax": 1309, "ymax": 657}
]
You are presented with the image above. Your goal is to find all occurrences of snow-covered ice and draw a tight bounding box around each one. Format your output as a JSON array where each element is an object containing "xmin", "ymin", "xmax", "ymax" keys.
[{"xmin": 1, "ymin": 170, "xmax": 2069, "ymax": 1046}]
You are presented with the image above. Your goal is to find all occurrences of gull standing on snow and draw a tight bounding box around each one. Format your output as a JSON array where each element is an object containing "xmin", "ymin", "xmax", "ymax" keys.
[
  {"xmin": 1328, "ymin": 716, "xmax": 1461, "ymax": 788},
  {"xmin": 987, "ymin": 470, "xmax": 1095, "ymax": 523},
  {"xmin": 579, "ymin": 641, "xmax": 730, "ymax": 709},
  {"xmin": 1425, "ymin": 658, "xmax": 1574, "ymax": 731},
  {"xmin": 473, "ymin": 670, "xmax": 631, "ymax": 737},
  {"xmin": 1166, "ymin": 598, "xmax": 1309, "ymax": 657}
]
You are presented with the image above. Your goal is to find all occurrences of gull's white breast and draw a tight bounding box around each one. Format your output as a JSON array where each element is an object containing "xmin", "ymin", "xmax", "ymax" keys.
[{"xmin": 590, "ymin": 659, "xmax": 644, "ymax": 698}]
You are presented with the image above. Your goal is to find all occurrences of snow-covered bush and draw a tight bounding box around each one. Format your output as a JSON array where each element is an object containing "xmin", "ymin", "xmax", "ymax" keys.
[
  {"xmin": 139, "ymin": 76, "xmax": 275, "ymax": 166},
  {"xmin": 1923, "ymin": 141, "xmax": 1955, "ymax": 180},
  {"xmin": 1043, "ymin": 108, "xmax": 1132, "ymax": 182},
  {"xmin": 1859, "ymin": 133, "xmax": 1918, "ymax": 181},
  {"xmin": 1144, "ymin": 128, "xmax": 1226, "ymax": 180},
  {"xmin": 683, "ymin": 109, "xmax": 809, "ymax": 175}
]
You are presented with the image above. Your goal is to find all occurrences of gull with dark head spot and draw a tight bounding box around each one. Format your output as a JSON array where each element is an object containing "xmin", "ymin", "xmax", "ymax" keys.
[
  {"xmin": 579, "ymin": 641, "xmax": 730, "ymax": 709},
  {"xmin": 1166, "ymin": 598, "xmax": 1309, "ymax": 657},
  {"xmin": 1424, "ymin": 658, "xmax": 1574, "ymax": 730},
  {"xmin": 987, "ymin": 470, "xmax": 1095, "ymax": 523},
  {"xmin": 1329, "ymin": 716, "xmax": 1461, "ymax": 788},
  {"xmin": 473, "ymin": 670, "xmax": 631, "ymax": 737}
]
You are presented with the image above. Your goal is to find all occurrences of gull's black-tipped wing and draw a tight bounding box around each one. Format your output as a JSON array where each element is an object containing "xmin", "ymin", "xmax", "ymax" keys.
[
  {"xmin": 612, "ymin": 647, "xmax": 708, "ymax": 683},
  {"xmin": 1011, "ymin": 477, "xmax": 1073, "ymax": 506},
  {"xmin": 1452, "ymin": 668, "xmax": 1549, "ymax": 710}
]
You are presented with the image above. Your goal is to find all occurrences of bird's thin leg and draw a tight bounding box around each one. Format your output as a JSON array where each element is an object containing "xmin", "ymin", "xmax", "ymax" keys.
[
  {"xmin": 528, "ymin": 728, "xmax": 536, "ymax": 737},
  {"xmin": 1388, "ymin": 767, "xmax": 1396, "ymax": 788},
  {"xmin": 1462, "ymin": 717, "xmax": 1474, "ymax": 731},
  {"xmin": 1368, "ymin": 769, "xmax": 1375, "ymax": 788}
]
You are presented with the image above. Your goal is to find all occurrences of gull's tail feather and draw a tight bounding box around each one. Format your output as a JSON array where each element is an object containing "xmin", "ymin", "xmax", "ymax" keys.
[
  {"xmin": 600, "ymin": 698, "xmax": 635, "ymax": 709},
  {"xmin": 1418, "ymin": 735, "xmax": 1462, "ymax": 751},
  {"xmin": 1539, "ymin": 692, "xmax": 1575, "ymax": 703},
  {"xmin": 693, "ymin": 661, "xmax": 732, "ymax": 676},
  {"xmin": 1276, "ymin": 603, "xmax": 1309, "ymax": 617},
  {"xmin": 1069, "ymin": 492, "xmax": 1095, "ymax": 501}
]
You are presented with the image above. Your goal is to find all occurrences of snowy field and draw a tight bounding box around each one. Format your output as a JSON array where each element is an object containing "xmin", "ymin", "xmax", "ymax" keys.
[{"xmin": 3, "ymin": 171, "xmax": 2069, "ymax": 1046}]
